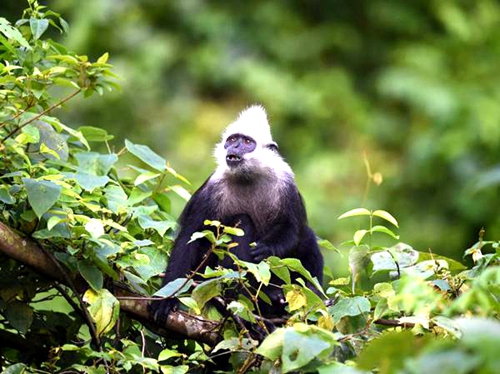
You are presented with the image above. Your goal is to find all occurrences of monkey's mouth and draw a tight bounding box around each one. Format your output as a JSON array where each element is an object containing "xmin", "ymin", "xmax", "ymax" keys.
[{"xmin": 226, "ymin": 154, "xmax": 243, "ymax": 167}]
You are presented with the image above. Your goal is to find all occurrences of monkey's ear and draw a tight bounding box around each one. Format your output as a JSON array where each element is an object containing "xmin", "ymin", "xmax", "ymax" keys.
[{"xmin": 267, "ymin": 142, "xmax": 279, "ymax": 152}]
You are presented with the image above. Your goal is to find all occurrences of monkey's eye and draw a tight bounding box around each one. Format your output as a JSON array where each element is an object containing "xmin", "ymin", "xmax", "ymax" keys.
[
  {"xmin": 267, "ymin": 142, "xmax": 279, "ymax": 152},
  {"xmin": 227, "ymin": 136, "xmax": 237, "ymax": 143},
  {"xmin": 244, "ymin": 138, "xmax": 252, "ymax": 145}
]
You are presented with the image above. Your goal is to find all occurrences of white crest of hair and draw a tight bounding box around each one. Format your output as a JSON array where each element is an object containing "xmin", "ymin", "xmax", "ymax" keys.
[{"xmin": 211, "ymin": 105, "xmax": 294, "ymax": 183}]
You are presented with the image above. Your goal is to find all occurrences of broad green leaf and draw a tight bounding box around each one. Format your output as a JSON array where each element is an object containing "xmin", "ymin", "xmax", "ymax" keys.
[
  {"xmin": 223, "ymin": 226, "xmax": 245, "ymax": 236},
  {"xmin": 47, "ymin": 216, "xmax": 64, "ymax": 231},
  {"xmin": 170, "ymin": 185, "xmax": 191, "ymax": 201},
  {"xmin": 78, "ymin": 260, "xmax": 103, "ymax": 291},
  {"xmin": 0, "ymin": 17, "xmax": 30, "ymax": 48},
  {"xmin": 373, "ymin": 210, "xmax": 399, "ymax": 227},
  {"xmin": 23, "ymin": 178, "xmax": 62, "ymax": 218},
  {"xmin": 370, "ymin": 225, "xmax": 399, "ymax": 240},
  {"xmin": 104, "ymin": 185, "xmax": 128, "ymax": 213},
  {"xmin": 338, "ymin": 208, "xmax": 371, "ymax": 220},
  {"xmin": 135, "ymin": 247, "xmax": 168, "ymax": 281},
  {"xmin": 282, "ymin": 329, "xmax": 332, "ymax": 373},
  {"xmin": 29, "ymin": 18, "xmax": 49, "ymax": 40},
  {"xmin": 318, "ymin": 239, "xmax": 340, "ymax": 253},
  {"xmin": 192, "ymin": 279, "xmax": 221, "ymax": 309},
  {"xmin": 189, "ymin": 230, "xmax": 216, "ymax": 244},
  {"xmin": 138, "ymin": 215, "xmax": 175, "ymax": 237},
  {"xmin": 371, "ymin": 244, "xmax": 419, "ymax": 274},
  {"xmin": 268, "ymin": 256, "xmax": 291, "ymax": 283},
  {"xmin": 154, "ymin": 278, "xmax": 193, "ymax": 297},
  {"xmin": 73, "ymin": 172, "xmax": 110, "ymax": 192},
  {"xmin": 353, "ymin": 229, "xmax": 368, "ymax": 246},
  {"xmin": 75, "ymin": 152, "xmax": 118, "ymax": 176},
  {"xmin": 357, "ymin": 331, "xmax": 426, "ymax": 372},
  {"xmin": 125, "ymin": 139, "xmax": 166, "ymax": 171},
  {"xmin": 97, "ymin": 52, "xmax": 109, "ymax": 64},
  {"xmin": 134, "ymin": 171, "xmax": 161, "ymax": 186},
  {"xmin": 153, "ymin": 193, "xmax": 171, "ymax": 213},
  {"xmin": 0, "ymin": 186, "xmax": 15, "ymax": 204},
  {"xmin": 256, "ymin": 327, "xmax": 286, "ymax": 360},
  {"xmin": 1, "ymin": 363, "xmax": 27, "ymax": 374},
  {"xmin": 78, "ymin": 126, "xmax": 114, "ymax": 142},
  {"xmin": 83, "ymin": 289, "xmax": 120, "ymax": 336},
  {"xmin": 5, "ymin": 302, "xmax": 33, "ymax": 333},
  {"xmin": 329, "ymin": 296, "xmax": 371, "ymax": 323},
  {"xmin": 286, "ymin": 289, "xmax": 307, "ymax": 311},
  {"xmin": 158, "ymin": 348, "xmax": 183, "ymax": 362},
  {"xmin": 242, "ymin": 261, "xmax": 271, "ymax": 285}
]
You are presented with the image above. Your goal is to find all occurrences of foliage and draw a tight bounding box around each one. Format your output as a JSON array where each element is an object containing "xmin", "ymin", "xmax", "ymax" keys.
[
  {"xmin": 2, "ymin": 0, "xmax": 498, "ymax": 259},
  {"xmin": 0, "ymin": 3, "xmax": 499, "ymax": 374}
]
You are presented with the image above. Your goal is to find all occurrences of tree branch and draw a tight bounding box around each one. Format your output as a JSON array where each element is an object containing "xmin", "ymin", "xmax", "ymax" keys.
[{"xmin": 0, "ymin": 221, "xmax": 222, "ymax": 346}]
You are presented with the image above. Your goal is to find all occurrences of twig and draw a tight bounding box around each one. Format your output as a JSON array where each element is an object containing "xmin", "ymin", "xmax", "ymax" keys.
[
  {"xmin": 2, "ymin": 88, "xmax": 82, "ymax": 142},
  {"xmin": 374, "ymin": 318, "xmax": 415, "ymax": 328},
  {"xmin": 0, "ymin": 103, "xmax": 34, "ymax": 130},
  {"xmin": 38, "ymin": 242, "xmax": 101, "ymax": 347}
]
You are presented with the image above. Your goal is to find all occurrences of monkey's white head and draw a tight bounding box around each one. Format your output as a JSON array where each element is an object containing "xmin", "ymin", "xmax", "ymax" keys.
[{"xmin": 212, "ymin": 105, "xmax": 293, "ymax": 181}]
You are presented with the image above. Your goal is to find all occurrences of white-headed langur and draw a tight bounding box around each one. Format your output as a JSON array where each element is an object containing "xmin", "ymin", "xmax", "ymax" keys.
[{"xmin": 150, "ymin": 105, "xmax": 323, "ymax": 323}]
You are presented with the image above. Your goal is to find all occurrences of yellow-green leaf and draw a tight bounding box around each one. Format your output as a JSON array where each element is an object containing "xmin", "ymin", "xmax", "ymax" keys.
[
  {"xmin": 338, "ymin": 208, "xmax": 371, "ymax": 220},
  {"xmin": 373, "ymin": 210, "xmax": 399, "ymax": 227}
]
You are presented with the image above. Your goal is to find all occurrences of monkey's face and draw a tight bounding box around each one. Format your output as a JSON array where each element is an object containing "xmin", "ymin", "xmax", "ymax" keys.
[{"xmin": 224, "ymin": 133, "xmax": 257, "ymax": 167}]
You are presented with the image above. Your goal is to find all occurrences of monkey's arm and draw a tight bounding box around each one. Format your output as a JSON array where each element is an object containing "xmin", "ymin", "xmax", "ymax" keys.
[{"xmin": 250, "ymin": 186, "xmax": 306, "ymax": 262}]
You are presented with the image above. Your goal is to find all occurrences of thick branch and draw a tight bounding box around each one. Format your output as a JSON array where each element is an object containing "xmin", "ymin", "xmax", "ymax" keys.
[{"xmin": 0, "ymin": 221, "xmax": 221, "ymax": 346}]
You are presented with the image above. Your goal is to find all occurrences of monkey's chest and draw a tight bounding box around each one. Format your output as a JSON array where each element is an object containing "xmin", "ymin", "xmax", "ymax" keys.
[{"xmin": 217, "ymin": 185, "xmax": 279, "ymax": 231}]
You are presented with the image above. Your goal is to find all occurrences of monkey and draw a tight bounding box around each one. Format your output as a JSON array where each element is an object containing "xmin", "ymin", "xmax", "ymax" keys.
[{"xmin": 150, "ymin": 105, "xmax": 323, "ymax": 323}]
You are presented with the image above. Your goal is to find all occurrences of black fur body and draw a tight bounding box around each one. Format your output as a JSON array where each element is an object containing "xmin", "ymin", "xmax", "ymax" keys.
[{"xmin": 150, "ymin": 106, "xmax": 324, "ymax": 323}]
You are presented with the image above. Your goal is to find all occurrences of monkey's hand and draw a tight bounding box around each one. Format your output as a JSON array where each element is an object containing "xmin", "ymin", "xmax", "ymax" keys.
[
  {"xmin": 148, "ymin": 298, "xmax": 178, "ymax": 326},
  {"xmin": 250, "ymin": 243, "xmax": 273, "ymax": 263}
]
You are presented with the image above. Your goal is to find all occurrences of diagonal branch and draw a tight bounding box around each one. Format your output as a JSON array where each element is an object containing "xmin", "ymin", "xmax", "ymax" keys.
[{"xmin": 0, "ymin": 221, "xmax": 221, "ymax": 346}]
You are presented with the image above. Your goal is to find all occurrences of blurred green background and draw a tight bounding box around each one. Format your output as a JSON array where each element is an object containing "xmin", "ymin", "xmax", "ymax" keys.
[{"xmin": 3, "ymin": 0, "xmax": 500, "ymax": 261}]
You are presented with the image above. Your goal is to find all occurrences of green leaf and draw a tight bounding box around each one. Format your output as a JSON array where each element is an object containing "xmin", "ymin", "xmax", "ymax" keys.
[
  {"xmin": 192, "ymin": 279, "xmax": 222, "ymax": 309},
  {"xmin": 135, "ymin": 247, "xmax": 168, "ymax": 281},
  {"xmin": 286, "ymin": 289, "xmax": 307, "ymax": 311},
  {"xmin": 78, "ymin": 126, "xmax": 114, "ymax": 142},
  {"xmin": 318, "ymin": 239, "xmax": 340, "ymax": 253},
  {"xmin": 353, "ymin": 229, "xmax": 368, "ymax": 246},
  {"xmin": 83, "ymin": 289, "xmax": 120, "ymax": 336},
  {"xmin": 0, "ymin": 186, "xmax": 15, "ymax": 204},
  {"xmin": 357, "ymin": 331, "xmax": 425, "ymax": 372},
  {"xmin": 0, "ymin": 17, "xmax": 30, "ymax": 48},
  {"xmin": 75, "ymin": 152, "xmax": 118, "ymax": 176},
  {"xmin": 78, "ymin": 260, "xmax": 103, "ymax": 291},
  {"xmin": 104, "ymin": 185, "xmax": 128, "ymax": 214},
  {"xmin": 73, "ymin": 172, "xmax": 110, "ymax": 192},
  {"xmin": 223, "ymin": 226, "xmax": 245, "ymax": 236},
  {"xmin": 370, "ymin": 225, "xmax": 399, "ymax": 240},
  {"xmin": 1, "ymin": 363, "xmax": 27, "ymax": 374},
  {"xmin": 282, "ymin": 329, "xmax": 332, "ymax": 373},
  {"xmin": 23, "ymin": 178, "xmax": 62, "ymax": 218},
  {"xmin": 154, "ymin": 278, "xmax": 193, "ymax": 297},
  {"xmin": 125, "ymin": 139, "xmax": 166, "ymax": 171},
  {"xmin": 256, "ymin": 327, "xmax": 286, "ymax": 360},
  {"xmin": 5, "ymin": 302, "xmax": 33, "ymax": 333},
  {"xmin": 137, "ymin": 215, "xmax": 175, "ymax": 237},
  {"xmin": 329, "ymin": 296, "xmax": 371, "ymax": 323},
  {"xmin": 189, "ymin": 230, "xmax": 216, "ymax": 244},
  {"xmin": 29, "ymin": 18, "xmax": 49, "ymax": 40},
  {"xmin": 338, "ymin": 208, "xmax": 371, "ymax": 220},
  {"xmin": 372, "ymin": 210, "xmax": 399, "ymax": 227},
  {"xmin": 170, "ymin": 185, "xmax": 192, "ymax": 201}
]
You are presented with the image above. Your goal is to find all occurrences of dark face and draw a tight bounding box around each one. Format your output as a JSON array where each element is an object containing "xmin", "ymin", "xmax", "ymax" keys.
[{"xmin": 224, "ymin": 133, "xmax": 256, "ymax": 167}]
